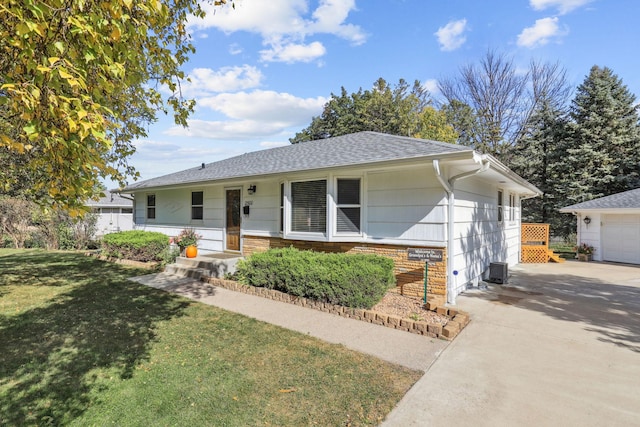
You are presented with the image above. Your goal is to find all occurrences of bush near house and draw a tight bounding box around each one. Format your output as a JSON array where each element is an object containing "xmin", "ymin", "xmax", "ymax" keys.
[
  {"xmin": 101, "ymin": 230, "xmax": 168, "ymax": 262},
  {"xmin": 235, "ymin": 247, "xmax": 395, "ymax": 309}
]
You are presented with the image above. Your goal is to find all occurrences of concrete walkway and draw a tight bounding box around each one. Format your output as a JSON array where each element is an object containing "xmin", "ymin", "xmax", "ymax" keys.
[
  {"xmin": 131, "ymin": 261, "xmax": 640, "ymax": 426},
  {"xmin": 382, "ymin": 261, "xmax": 640, "ymax": 426},
  {"xmin": 129, "ymin": 273, "xmax": 449, "ymax": 372}
]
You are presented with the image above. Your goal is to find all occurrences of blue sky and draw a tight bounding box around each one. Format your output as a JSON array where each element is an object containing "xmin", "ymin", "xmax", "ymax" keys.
[{"xmin": 115, "ymin": 0, "xmax": 640, "ymax": 187}]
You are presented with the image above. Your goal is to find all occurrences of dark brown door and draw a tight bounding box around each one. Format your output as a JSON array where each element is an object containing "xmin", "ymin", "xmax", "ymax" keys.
[{"xmin": 226, "ymin": 189, "xmax": 241, "ymax": 251}]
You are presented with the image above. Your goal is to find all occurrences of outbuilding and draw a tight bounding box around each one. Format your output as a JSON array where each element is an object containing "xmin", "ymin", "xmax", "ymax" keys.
[
  {"xmin": 560, "ymin": 188, "xmax": 640, "ymax": 264},
  {"xmin": 121, "ymin": 132, "xmax": 540, "ymax": 304},
  {"xmin": 87, "ymin": 193, "xmax": 134, "ymax": 237}
]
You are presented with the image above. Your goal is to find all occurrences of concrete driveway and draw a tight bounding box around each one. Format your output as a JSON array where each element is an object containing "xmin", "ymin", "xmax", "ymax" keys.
[{"xmin": 382, "ymin": 261, "xmax": 640, "ymax": 426}]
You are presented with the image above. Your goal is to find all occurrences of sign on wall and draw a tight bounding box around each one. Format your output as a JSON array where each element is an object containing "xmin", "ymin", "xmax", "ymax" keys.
[{"xmin": 407, "ymin": 248, "xmax": 444, "ymax": 262}]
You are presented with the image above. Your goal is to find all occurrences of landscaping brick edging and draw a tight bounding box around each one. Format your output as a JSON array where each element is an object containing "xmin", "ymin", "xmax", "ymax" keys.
[{"xmin": 203, "ymin": 277, "xmax": 470, "ymax": 340}]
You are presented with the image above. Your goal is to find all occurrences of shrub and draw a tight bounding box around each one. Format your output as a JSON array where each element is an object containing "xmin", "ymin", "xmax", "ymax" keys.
[
  {"xmin": 101, "ymin": 230, "xmax": 169, "ymax": 262},
  {"xmin": 235, "ymin": 247, "xmax": 395, "ymax": 309}
]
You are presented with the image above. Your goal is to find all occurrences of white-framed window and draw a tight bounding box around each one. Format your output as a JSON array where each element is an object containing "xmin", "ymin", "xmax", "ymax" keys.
[
  {"xmin": 147, "ymin": 194, "xmax": 156, "ymax": 219},
  {"xmin": 290, "ymin": 179, "xmax": 327, "ymax": 233},
  {"xmin": 191, "ymin": 191, "xmax": 203, "ymax": 220},
  {"xmin": 336, "ymin": 178, "xmax": 361, "ymax": 233},
  {"xmin": 122, "ymin": 208, "xmax": 133, "ymax": 214},
  {"xmin": 509, "ymin": 193, "xmax": 515, "ymax": 221},
  {"xmin": 279, "ymin": 182, "xmax": 284, "ymax": 233},
  {"xmin": 497, "ymin": 190, "xmax": 503, "ymax": 223}
]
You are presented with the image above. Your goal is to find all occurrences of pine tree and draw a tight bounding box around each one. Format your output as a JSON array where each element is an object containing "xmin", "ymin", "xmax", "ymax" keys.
[
  {"xmin": 560, "ymin": 66, "xmax": 640, "ymax": 207},
  {"xmin": 512, "ymin": 101, "xmax": 571, "ymax": 235}
]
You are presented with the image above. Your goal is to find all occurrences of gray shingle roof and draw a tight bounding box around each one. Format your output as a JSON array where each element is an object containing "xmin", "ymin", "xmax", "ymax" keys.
[
  {"xmin": 123, "ymin": 132, "xmax": 473, "ymax": 191},
  {"xmin": 560, "ymin": 188, "xmax": 640, "ymax": 210},
  {"xmin": 86, "ymin": 193, "xmax": 133, "ymax": 208}
]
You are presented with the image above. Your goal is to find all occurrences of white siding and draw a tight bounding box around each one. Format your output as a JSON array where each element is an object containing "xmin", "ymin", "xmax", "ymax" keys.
[
  {"xmin": 366, "ymin": 167, "xmax": 447, "ymax": 246},
  {"xmin": 134, "ymin": 186, "xmax": 226, "ymax": 254},
  {"xmin": 450, "ymin": 179, "xmax": 521, "ymax": 296}
]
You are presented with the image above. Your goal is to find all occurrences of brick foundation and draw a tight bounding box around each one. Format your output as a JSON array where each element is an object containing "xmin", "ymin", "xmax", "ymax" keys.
[{"xmin": 242, "ymin": 235, "xmax": 447, "ymax": 304}]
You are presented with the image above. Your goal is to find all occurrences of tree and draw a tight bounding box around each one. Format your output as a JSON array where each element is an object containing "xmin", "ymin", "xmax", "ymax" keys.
[
  {"xmin": 511, "ymin": 100, "xmax": 573, "ymax": 236},
  {"xmin": 562, "ymin": 66, "xmax": 640, "ymax": 200},
  {"xmin": 439, "ymin": 51, "xmax": 570, "ymax": 159},
  {"xmin": 0, "ymin": 0, "xmax": 231, "ymax": 213},
  {"xmin": 290, "ymin": 78, "xmax": 457, "ymax": 143}
]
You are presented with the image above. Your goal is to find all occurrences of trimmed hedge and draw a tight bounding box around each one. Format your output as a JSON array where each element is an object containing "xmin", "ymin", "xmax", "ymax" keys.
[
  {"xmin": 235, "ymin": 247, "xmax": 395, "ymax": 309},
  {"xmin": 101, "ymin": 230, "xmax": 169, "ymax": 262}
]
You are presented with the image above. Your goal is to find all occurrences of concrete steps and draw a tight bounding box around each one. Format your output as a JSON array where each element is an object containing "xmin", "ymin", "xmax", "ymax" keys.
[{"xmin": 164, "ymin": 253, "xmax": 244, "ymax": 280}]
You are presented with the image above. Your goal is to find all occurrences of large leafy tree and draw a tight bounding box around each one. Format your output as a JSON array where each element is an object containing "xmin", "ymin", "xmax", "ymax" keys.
[
  {"xmin": 0, "ymin": 0, "xmax": 230, "ymax": 213},
  {"xmin": 290, "ymin": 78, "xmax": 457, "ymax": 144}
]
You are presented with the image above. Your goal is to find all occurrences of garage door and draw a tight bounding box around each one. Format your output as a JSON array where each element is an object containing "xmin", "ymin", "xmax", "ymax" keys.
[{"xmin": 602, "ymin": 214, "xmax": 640, "ymax": 264}]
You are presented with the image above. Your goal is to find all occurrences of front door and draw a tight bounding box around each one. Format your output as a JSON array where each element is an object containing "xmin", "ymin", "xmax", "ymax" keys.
[{"xmin": 226, "ymin": 189, "xmax": 241, "ymax": 251}]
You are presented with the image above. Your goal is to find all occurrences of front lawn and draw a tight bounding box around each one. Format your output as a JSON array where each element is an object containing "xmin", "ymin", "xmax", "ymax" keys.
[{"xmin": 0, "ymin": 250, "xmax": 420, "ymax": 426}]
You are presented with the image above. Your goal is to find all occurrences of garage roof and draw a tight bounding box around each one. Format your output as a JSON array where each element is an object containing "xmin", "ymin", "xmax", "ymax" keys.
[{"xmin": 560, "ymin": 188, "xmax": 640, "ymax": 211}]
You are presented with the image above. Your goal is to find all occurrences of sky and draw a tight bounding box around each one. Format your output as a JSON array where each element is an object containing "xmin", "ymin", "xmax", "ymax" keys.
[{"xmin": 111, "ymin": 0, "xmax": 640, "ymax": 188}]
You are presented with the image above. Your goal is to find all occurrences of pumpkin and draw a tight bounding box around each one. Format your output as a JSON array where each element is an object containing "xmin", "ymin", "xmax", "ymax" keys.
[{"xmin": 185, "ymin": 245, "xmax": 198, "ymax": 258}]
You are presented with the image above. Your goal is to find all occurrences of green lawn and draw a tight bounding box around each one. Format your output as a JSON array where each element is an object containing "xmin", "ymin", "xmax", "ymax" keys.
[{"xmin": 0, "ymin": 250, "xmax": 420, "ymax": 426}]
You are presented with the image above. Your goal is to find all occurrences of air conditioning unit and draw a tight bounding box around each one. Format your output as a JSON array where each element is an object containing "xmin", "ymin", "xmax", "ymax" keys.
[{"xmin": 489, "ymin": 262, "xmax": 508, "ymax": 284}]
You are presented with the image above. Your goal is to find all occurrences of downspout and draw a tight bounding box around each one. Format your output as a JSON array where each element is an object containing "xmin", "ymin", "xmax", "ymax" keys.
[{"xmin": 434, "ymin": 158, "xmax": 490, "ymax": 305}]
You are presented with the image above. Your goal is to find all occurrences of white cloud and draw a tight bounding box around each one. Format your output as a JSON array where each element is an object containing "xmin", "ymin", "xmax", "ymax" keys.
[
  {"xmin": 260, "ymin": 140, "xmax": 289, "ymax": 148},
  {"xmin": 197, "ymin": 90, "xmax": 326, "ymax": 123},
  {"xmin": 530, "ymin": 0, "xmax": 592, "ymax": 14},
  {"xmin": 189, "ymin": 0, "xmax": 365, "ymax": 63},
  {"xmin": 434, "ymin": 19, "xmax": 468, "ymax": 52},
  {"xmin": 165, "ymin": 119, "xmax": 287, "ymax": 140},
  {"xmin": 229, "ymin": 43, "xmax": 243, "ymax": 55},
  {"xmin": 127, "ymin": 139, "xmax": 242, "ymax": 180},
  {"xmin": 260, "ymin": 41, "xmax": 327, "ymax": 63},
  {"xmin": 181, "ymin": 65, "xmax": 263, "ymax": 96},
  {"xmin": 517, "ymin": 17, "xmax": 566, "ymax": 48},
  {"xmin": 166, "ymin": 91, "xmax": 327, "ymax": 140},
  {"xmin": 423, "ymin": 79, "xmax": 439, "ymax": 95}
]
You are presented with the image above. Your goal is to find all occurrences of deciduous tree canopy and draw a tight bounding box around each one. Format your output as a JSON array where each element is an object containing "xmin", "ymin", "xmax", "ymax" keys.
[
  {"xmin": 290, "ymin": 78, "xmax": 457, "ymax": 144},
  {"xmin": 0, "ymin": 0, "xmax": 230, "ymax": 213}
]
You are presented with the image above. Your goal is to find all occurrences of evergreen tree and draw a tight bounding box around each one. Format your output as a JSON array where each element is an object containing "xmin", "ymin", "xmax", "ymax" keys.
[
  {"xmin": 559, "ymin": 66, "xmax": 640, "ymax": 207},
  {"xmin": 512, "ymin": 101, "xmax": 571, "ymax": 235}
]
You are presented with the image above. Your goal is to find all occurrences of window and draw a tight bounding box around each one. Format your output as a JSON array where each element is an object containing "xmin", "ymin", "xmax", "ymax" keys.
[
  {"xmin": 279, "ymin": 183, "xmax": 284, "ymax": 233},
  {"xmin": 336, "ymin": 178, "xmax": 361, "ymax": 233},
  {"xmin": 291, "ymin": 180, "xmax": 326, "ymax": 233},
  {"xmin": 497, "ymin": 190, "xmax": 503, "ymax": 223},
  {"xmin": 122, "ymin": 208, "xmax": 133, "ymax": 214},
  {"xmin": 191, "ymin": 191, "xmax": 203, "ymax": 220},
  {"xmin": 509, "ymin": 193, "xmax": 515, "ymax": 221},
  {"xmin": 147, "ymin": 194, "xmax": 156, "ymax": 219}
]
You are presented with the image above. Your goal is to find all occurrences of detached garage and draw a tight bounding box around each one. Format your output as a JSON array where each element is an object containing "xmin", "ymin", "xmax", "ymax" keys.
[{"xmin": 560, "ymin": 188, "xmax": 640, "ymax": 264}]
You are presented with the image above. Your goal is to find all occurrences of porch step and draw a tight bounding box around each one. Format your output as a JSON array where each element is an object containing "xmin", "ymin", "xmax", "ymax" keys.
[
  {"xmin": 164, "ymin": 253, "xmax": 244, "ymax": 279},
  {"xmin": 548, "ymin": 251, "xmax": 566, "ymax": 263},
  {"xmin": 164, "ymin": 264, "xmax": 208, "ymax": 280}
]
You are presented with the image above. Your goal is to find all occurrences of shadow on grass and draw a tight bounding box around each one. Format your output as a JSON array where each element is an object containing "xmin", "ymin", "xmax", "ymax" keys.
[
  {"xmin": 464, "ymin": 265, "xmax": 640, "ymax": 353},
  {"xmin": 0, "ymin": 251, "xmax": 190, "ymax": 425}
]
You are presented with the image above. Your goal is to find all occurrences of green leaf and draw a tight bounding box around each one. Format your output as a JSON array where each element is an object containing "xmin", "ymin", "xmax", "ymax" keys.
[{"xmin": 54, "ymin": 41, "xmax": 64, "ymax": 54}]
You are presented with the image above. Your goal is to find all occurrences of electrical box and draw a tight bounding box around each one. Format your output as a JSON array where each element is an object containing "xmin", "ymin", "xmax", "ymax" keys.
[{"xmin": 489, "ymin": 262, "xmax": 508, "ymax": 284}]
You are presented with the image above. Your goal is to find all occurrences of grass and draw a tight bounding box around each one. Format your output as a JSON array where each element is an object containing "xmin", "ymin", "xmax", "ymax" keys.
[
  {"xmin": 550, "ymin": 243, "xmax": 577, "ymax": 259},
  {"xmin": 0, "ymin": 249, "xmax": 421, "ymax": 426}
]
